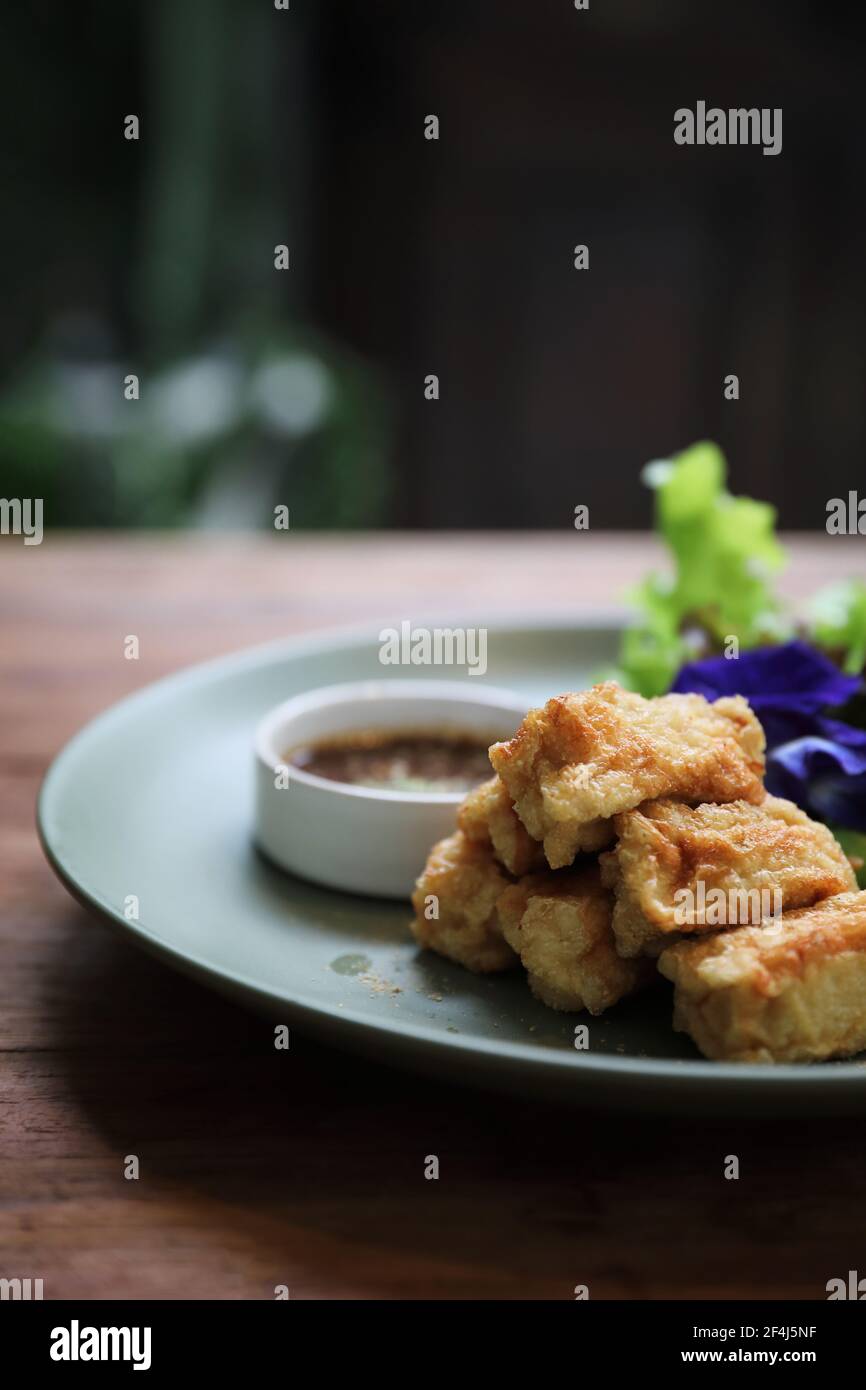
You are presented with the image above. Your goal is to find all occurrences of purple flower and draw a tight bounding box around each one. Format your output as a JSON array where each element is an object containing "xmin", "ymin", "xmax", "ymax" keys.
[
  {"xmin": 671, "ymin": 641, "xmax": 866, "ymax": 830},
  {"xmin": 768, "ymin": 735, "xmax": 866, "ymax": 831},
  {"xmin": 671, "ymin": 640, "xmax": 860, "ymax": 747}
]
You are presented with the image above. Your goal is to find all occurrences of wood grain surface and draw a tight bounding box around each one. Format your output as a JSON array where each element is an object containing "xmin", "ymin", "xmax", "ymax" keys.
[{"xmin": 2, "ymin": 532, "xmax": 866, "ymax": 1301}]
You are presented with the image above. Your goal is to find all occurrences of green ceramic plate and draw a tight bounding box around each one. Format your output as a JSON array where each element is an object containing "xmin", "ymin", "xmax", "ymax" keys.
[{"xmin": 38, "ymin": 619, "xmax": 866, "ymax": 1113}]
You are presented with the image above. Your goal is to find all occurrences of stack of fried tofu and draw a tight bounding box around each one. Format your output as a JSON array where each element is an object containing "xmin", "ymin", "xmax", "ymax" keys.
[{"xmin": 410, "ymin": 682, "xmax": 866, "ymax": 1063}]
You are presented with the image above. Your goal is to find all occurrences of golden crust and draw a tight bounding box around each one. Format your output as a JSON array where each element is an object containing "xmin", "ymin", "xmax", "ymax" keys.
[
  {"xmin": 602, "ymin": 796, "xmax": 857, "ymax": 958},
  {"xmin": 658, "ymin": 891, "xmax": 866, "ymax": 1062},
  {"xmin": 410, "ymin": 830, "xmax": 517, "ymax": 973},
  {"xmin": 496, "ymin": 864, "xmax": 653, "ymax": 1014},
  {"xmin": 457, "ymin": 776, "xmax": 547, "ymax": 876},
  {"xmin": 489, "ymin": 683, "xmax": 765, "ymax": 869}
]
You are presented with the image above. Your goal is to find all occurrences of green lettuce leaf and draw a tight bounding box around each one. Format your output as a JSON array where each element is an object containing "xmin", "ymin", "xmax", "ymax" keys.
[
  {"xmin": 618, "ymin": 441, "xmax": 790, "ymax": 695},
  {"xmin": 807, "ymin": 580, "xmax": 866, "ymax": 675}
]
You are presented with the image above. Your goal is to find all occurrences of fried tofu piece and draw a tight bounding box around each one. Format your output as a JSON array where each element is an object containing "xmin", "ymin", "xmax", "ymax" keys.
[
  {"xmin": 496, "ymin": 864, "xmax": 653, "ymax": 1013},
  {"xmin": 457, "ymin": 775, "xmax": 548, "ymax": 876},
  {"xmin": 410, "ymin": 830, "xmax": 517, "ymax": 973},
  {"xmin": 489, "ymin": 682, "xmax": 765, "ymax": 869},
  {"xmin": 601, "ymin": 796, "xmax": 857, "ymax": 958},
  {"xmin": 658, "ymin": 891, "xmax": 866, "ymax": 1062}
]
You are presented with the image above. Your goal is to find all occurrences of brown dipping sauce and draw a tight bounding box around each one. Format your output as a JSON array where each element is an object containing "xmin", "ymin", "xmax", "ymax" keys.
[{"xmin": 288, "ymin": 726, "xmax": 495, "ymax": 793}]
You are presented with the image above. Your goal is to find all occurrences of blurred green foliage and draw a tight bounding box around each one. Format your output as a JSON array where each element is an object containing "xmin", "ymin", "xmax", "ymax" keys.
[
  {"xmin": 0, "ymin": 327, "xmax": 391, "ymax": 528},
  {"xmin": 0, "ymin": 0, "xmax": 392, "ymax": 528}
]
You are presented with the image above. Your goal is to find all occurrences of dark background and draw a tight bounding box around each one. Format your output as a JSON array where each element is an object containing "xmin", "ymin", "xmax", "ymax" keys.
[{"xmin": 2, "ymin": 0, "xmax": 864, "ymax": 528}]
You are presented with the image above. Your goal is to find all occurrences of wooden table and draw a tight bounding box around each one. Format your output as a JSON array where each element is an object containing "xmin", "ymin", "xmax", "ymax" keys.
[{"xmin": 3, "ymin": 532, "xmax": 866, "ymax": 1301}]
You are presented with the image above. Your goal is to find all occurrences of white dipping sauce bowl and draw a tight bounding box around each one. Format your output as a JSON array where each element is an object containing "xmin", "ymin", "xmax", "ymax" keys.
[{"xmin": 254, "ymin": 680, "xmax": 528, "ymax": 899}]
